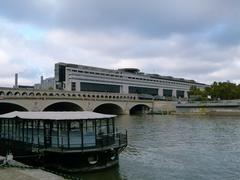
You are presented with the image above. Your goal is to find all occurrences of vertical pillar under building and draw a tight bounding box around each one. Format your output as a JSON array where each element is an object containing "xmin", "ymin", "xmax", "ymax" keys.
[
  {"xmin": 122, "ymin": 85, "xmax": 129, "ymax": 94},
  {"xmin": 158, "ymin": 88, "xmax": 163, "ymax": 96},
  {"xmin": 172, "ymin": 90, "xmax": 177, "ymax": 98}
]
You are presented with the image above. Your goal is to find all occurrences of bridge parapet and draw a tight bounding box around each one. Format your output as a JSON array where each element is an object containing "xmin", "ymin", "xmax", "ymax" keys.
[{"xmin": 0, "ymin": 87, "xmax": 141, "ymax": 102}]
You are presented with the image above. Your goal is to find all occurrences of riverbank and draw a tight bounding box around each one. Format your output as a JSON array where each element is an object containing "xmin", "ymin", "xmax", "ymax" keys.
[
  {"xmin": 173, "ymin": 110, "xmax": 240, "ymax": 116},
  {"xmin": 0, "ymin": 155, "xmax": 65, "ymax": 180},
  {"xmin": 0, "ymin": 167, "xmax": 65, "ymax": 180}
]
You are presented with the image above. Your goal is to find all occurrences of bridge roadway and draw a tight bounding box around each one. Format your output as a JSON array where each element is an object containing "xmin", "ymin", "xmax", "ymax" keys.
[{"xmin": 0, "ymin": 87, "xmax": 156, "ymax": 115}]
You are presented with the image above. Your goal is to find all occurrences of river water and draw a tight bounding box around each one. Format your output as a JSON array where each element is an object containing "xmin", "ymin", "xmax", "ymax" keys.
[{"xmin": 80, "ymin": 115, "xmax": 240, "ymax": 180}]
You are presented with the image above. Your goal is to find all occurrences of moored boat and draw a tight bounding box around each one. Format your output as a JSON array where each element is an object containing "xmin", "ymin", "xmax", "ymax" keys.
[{"xmin": 0, "ymin": 111, "xmax": 127, "ymax": 172}]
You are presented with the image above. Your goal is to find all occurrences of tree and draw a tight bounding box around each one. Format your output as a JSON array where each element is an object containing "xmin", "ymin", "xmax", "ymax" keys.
[{"xmin": 190, "ymin": 81, "xmax": 240, "ymax": 101}]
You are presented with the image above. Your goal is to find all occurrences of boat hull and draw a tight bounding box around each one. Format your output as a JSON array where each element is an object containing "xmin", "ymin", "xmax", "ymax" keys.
[{"xmin": 0, "ymin": 138, "xmax": 124, "ymax": 172}]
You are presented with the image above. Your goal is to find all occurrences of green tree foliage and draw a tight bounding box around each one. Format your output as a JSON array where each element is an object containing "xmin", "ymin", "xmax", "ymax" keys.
[
  {"xmin": 188, "ymin": 81, "xmax": 240, "ymax": 100},
  {"xmin": 188, "ymin": 86, "xmax": 207, "ymax": 101}
]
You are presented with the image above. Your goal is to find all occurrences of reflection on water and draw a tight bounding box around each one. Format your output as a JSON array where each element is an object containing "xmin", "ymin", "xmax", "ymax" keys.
[{"xmin": 79, "ymin": 115, "xmax": 240, "ymax": 180}]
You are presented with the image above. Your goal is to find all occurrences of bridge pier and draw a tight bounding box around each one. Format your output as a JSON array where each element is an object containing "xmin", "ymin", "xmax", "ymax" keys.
[{"xmin": 122, "ymin": 110, "xmax": 130, "ymax": 115}]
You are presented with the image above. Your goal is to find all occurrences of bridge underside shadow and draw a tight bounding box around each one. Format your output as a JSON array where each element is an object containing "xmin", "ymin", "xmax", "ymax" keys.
[
  {"xmin": 93, "ymin": 104, "xmax": 123, "ymax": 115},
  {"xmin": 43, "ymin": 102, "xmax": 83, "ymax": 111},
  {"xmin": 130, "ymin": 105, "xmax": 150, "ymax": 115},
  {"xmin": 0, "ymin": 103, "xmax": 28, "ymax": 114}
]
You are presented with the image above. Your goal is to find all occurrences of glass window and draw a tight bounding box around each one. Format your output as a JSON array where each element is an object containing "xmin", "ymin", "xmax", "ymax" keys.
[
  {"xmin": 129, "ymin": 86, "xmax": 158, "ymax": 96},
  {"xmin": 163, "ymin": 89, "xmax": 173, "ymax": 97},
  {"xmin": 176, "ymin": 90, "xmax": 185, "ymax": 98},
  {"xmin": 80, "ymin": 82, "xmax": 120, "ymax": 93},
  {"xmin": 71, "ymin": 82, "xmax": 76, "ymax": 91}
]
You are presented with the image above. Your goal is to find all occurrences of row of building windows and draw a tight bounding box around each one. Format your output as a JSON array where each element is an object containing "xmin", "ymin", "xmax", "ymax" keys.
[
  {"xmin": 162, "ymin": 90, "xmax": 185, "ymax": 98},
  {"xmin": 70, "ymin": 82, "xmax": 185, "ymax": 98},
  {"xmin": 68, "ymin": 69, "xmax": 196, "ymax": 87},
  {"xmin": 129, "ymin": 86, "xmax": 158, "ymax": 96},
  {"xmin": 80, "ymin": 82, "xmax": 120, "ymax": 93}
]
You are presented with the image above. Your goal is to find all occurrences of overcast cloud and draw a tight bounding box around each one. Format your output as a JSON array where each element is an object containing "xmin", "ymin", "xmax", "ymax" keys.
[{"xmin": 0, "ymin": 0, "xmax": 239, "ymax": 87}]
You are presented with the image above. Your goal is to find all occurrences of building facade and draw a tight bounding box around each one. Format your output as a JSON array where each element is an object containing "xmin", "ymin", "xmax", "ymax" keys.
[
  {"xmin": 55, "ymin": 62, "xmax": 207, "ymax": 99},
  {"xmin": 34, "ymin": 77, "xmax": 55, "ymax": 90}
]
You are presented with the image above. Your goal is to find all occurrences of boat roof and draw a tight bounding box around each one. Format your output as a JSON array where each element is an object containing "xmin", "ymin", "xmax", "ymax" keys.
[{"xmin": 0, "ymin": 111, "xmax": 116, "ymax": 120}]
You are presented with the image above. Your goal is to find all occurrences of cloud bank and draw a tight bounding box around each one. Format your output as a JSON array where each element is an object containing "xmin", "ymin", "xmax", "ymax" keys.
[{"xmin": 0, "ymin": 0, "xmax": 239, "ymax": 86}]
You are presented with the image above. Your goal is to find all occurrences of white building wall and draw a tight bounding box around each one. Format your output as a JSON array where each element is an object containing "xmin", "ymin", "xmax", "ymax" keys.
[{"xmin": 58, "ymin": 63, "xmax": 208, "ymax": 98}]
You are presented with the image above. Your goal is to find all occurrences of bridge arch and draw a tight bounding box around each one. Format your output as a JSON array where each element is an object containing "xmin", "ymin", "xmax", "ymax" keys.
[
  {"xmin": 43, "ymin": 102, "xmax": 84, "ymax": 111},
  {"xmin": 129, "ymin": 104, "xmax": 151, "ymax": 115},
  {"xmin": 14, "ymin": 92, "xmax": 21, "ymax": 96},
  {"xmin": 0, "ymin": 102, "xmax": 28, "ymax": 114},
  {"xmin": 22, "ymin": 92, "xmax": 27, "ymax": 96},
  {"xmin": 36, "ymin": 92, "xmax": 41, "ymax": 96},
  {"xmin": 6, "ymin": 91, "xmax": 13, "ymax": 96},
  {"xmin": 93, "ymin": 103, "xmax": 124, "ymax": 115},
  {"xmin": 0, "ymin": 91, "xmax": 5, "ymax": 96},
  {"xmin": 29, "ymin": 92, "xmax": 34, "ymax": 96}
]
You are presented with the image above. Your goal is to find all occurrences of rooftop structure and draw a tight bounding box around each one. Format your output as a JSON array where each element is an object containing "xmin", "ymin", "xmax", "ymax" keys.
[{"xmin": 0, "ymin": 111, "xmax": 115, "ymax": 120}]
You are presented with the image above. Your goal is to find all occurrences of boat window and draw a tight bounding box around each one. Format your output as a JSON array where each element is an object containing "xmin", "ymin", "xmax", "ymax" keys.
[
  {"xmin": 96, "ymin": 119, "xmax": 108, "ymax": 135},
  {"xmin": 108, "ymin": 119, "xmax": 113, "ymax": 134},
  {"xmin": 83, "ymin": 120, "xmax": 95, "ymax": 134},
  {"xmin": 82, "ymin": 120, "xmax": 95, "ymax": 146}
]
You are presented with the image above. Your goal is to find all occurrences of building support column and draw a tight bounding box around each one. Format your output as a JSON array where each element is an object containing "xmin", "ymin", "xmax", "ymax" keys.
[
  {"xmin": 158, "ymin": 88, "xmax": 163, "ymax": 96},
  {"xmin": 122, "ymin": 85, "xmax": 129, "ymax": 94},
  {"xmin": 172, "ymin": 90, "xmax": 176, "ymax": 98}
]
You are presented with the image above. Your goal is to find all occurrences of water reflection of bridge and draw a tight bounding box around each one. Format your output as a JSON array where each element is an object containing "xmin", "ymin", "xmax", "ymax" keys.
[{"xmin": 0, "ymin": 87, "xmax": 153, "ymax": 115}]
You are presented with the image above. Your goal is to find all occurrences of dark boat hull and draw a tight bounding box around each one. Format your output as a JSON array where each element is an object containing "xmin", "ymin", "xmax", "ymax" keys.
[{"xmin": 0, "ymin": 138, "xmax": 123, "ymax": 172}]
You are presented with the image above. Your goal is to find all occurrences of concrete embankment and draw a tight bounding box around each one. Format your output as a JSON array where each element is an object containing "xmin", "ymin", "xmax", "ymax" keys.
[
  {"xmin": 0, "ymin": 168, "xmax": 65, "ymax": 180},
  {"xmin": 172, "ymin": 112, "xmax": 207, "ymax": 116},
  {"xmin": 0, "ymin": 156, "xmax": 65, "ymax": 180},
  {"xmin": 207, "ymin": 110, "xmax": 240, "ymax": 116},
  {"xmin": 174, "ymin": 109, "xmax": 240, "ymax": 116},
  {"xmin": 175, "ymin": 101, "xmax": 240, "ymax": 116}
]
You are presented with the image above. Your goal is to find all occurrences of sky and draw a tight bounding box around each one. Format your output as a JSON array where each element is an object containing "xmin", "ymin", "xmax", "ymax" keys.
[{"xmin": 0, "ymin": 0, "xmax": 240, "ymax": 87}]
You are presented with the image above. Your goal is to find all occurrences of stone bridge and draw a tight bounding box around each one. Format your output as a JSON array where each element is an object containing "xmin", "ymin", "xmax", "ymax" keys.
[{"xmin": 0, "ymin": 87, "xmax": 156, "ymax": 115}]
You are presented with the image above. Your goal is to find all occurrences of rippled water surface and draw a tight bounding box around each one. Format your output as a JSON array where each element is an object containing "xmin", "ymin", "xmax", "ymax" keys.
[{"xmin": 80, "ymin": 115, "xmax": 240, "ymax": 180}]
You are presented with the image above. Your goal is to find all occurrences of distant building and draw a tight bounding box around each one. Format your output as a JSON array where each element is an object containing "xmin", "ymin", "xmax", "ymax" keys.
[
  {"xmin": 13, "ymin": 73, "xmax": 18, "ymax": 88},
  {"xmin": 41, "ymin": 77, "xmax": 55, "ymax": 90},
  {"xmin": 55, "ymin": 62, "xmax": 207, "ymax": 99},
  {"xmin": 18, "ymin": 85, "xmax": 34, "ymax": 89},
  {"xmin": 13, "ymin": 73, "xmax": 34, "ymax": 89},
  {"xmin": 34, "ymin": 77, "xmax": 55, "ymax": 90},
  {"xmin": 34, "ymin": 83, "xmax": 41, "ymax": 89}
]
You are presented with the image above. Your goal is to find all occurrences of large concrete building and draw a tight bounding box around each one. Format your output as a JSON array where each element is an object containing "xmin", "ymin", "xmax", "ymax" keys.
[{"xmin": 55, "ymin": 62, "xmax": 207, "ymax": 99}]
